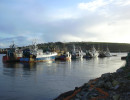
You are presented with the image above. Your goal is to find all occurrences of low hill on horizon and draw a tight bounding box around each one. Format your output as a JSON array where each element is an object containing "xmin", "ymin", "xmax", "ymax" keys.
[
  {"xmin": 37, "ymin": 42, "xmax": 130, "ymax": 52},
  {"xmin": 0, "ymin": 42, "xmax": 130, "ymax": 53}
]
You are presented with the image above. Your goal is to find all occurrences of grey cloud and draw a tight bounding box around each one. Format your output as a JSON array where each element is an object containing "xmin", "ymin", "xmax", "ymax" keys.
[{"xmin": 0, "ymin": 0, "xmax": 130, "ymax": 48}]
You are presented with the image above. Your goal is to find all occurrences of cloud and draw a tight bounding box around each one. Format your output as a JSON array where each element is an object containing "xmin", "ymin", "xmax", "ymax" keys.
[
  {"xmin": 115, "ymin": 0, "xmax": 130, "ymax": 6},
  {"xmin": 78, "ymin": 0, "xmax": 109, "ymax": 11},
  {"xmin": 0, "ymin": 43, "xmax": 7, "ymax": 48},
  {"xmin": 0, "ymin": 0, "xmax": 130, "ymax": 48},
  {"xmin": 85, "ymin": 19, "xmax": 130, "ymax": 42},
  {"xmin": 78, "ymin": 0, "xmax": 130, "ymax": 11}
]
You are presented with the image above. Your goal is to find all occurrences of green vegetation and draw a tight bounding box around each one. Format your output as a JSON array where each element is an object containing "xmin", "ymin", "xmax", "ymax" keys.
[
  {"xmin": 37, "ymin": 42, "xmax": 130, "ymax": 52},
  {"xmin": 0, "ymin": 42, "xmax": 130, "ymax": 53}
]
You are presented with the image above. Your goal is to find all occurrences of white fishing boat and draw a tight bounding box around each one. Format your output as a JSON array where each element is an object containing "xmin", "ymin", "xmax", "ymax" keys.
[
  {"xmin": 104, "ymin": 47, "xmax": 111, "ymax": 57},
  {"xmin": 98, "ymin": 47, "xmax": 111, "ymax": 57},
  {"xmin": 98, "ymin": 50, "xmax": 106, "ymax": 57},
  {"xmin": 89, "ymin": 46, "xmax": 98, "ymax": 58},
  {"xmin": 84, "ymin": 50, "xmax": 92, "ymax": 58},
  {"xmin": 71, "ymin": 45, "xmax": 83, "ymax": 59},
  {"xmin": 20, "ymin": 41, "xmax": 57, "ymax": 62}
]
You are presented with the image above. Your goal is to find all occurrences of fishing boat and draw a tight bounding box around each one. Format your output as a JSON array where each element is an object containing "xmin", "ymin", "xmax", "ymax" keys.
[
  {"xmin": 104, "ymin": 47, "xmax": 111, "ymax": 57},
  {"xmin": 71, "ymin": 45, "xmax": 83, "ymax": 59},
  {"xmin": 98, "ymin": 50, "xmax": 106, "ymax": 58},
  {"xmin": 89, "ymin": 46, "xmax": 98, "ymax": 57},
  {"xmin": 84, "ymin": 46, "xmax": 98, "ymax": 58},
  {"xmin": 84, "ymin": 50, "xmax": 92, "ymax": 58},
  {"xmin": 98, "ymin": 47, "xmax": 111, "ymax": 57},
  {"xmin": 20, "ymin": 41, "xmax": 57, "ymax": 62},
  {"xmin": 57, "ymin": 52, "xmax": 71, "ymax": 61},
  {"xmin": 3, "ymin": 42, "xmax": 23, "ymax": 62}
]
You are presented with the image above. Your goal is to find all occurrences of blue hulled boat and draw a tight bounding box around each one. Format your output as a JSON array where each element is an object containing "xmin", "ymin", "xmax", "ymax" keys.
[{"xmin": 20, "ymin": 42, "xmax": 57, "ymax": 62}]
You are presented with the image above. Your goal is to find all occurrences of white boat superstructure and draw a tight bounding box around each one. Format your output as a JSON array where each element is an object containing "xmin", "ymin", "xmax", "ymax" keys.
[
  {"xmin": 66, "ymin": 52, "xmax": 72, "ymax": 59},
  {"xmin": 89, "ymin": 46, "xmax": 98, "ymax": 57},
  {"xmin": 15, "ymin": 49, "xmax": 23, "ymax": 58},
  {"xmin": 20, "ymin": 41, "xmax": 57, "ymax": 62},
  {"xmin": 71, "ymin": 45, "xmax": 83, "ymax": 59},
  {"xmin": 104, "ymin": 47, "xmax": 111, "ymax": 57},
  {"xmin": 9, "ymin": 42, "xmax": 23, "ymax": 58}
]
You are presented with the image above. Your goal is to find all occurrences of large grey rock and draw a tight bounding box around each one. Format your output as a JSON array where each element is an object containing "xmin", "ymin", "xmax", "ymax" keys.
[
  {"xmin": 81, "ymin": 92, "xmax": 89, "ymax": 100},
  {"xmin": 115, "ymin": 85, "xmax": 120, "ymax": 90},
  {"xmin": 101, "ymin": 73, "xmax": 111, "ymax": 79},
  {"xmin": 101, "ymin": 73, "xmax": 113, "ymax": 82},
  {"xmin": 112, "ymin": 80, "xmax": 119, "ymax": 87},
  {"xmin": 127, "ymin": 92, "xmax": 130, "ymax": 95},
  {"xmin": 75, "ymin": 98, "xmax": 80, "ymax": 100},
  {"xmin": 96, "ymin": 80, "xmax": 105, "ymax": 88},
  {"xmin": 91, "ymin": 93, "xmax": 99, "ymax": 97},
  {"xmin": 113, "ymin": 94, "xmax": 120, "ymax": 100},
  {"xmin": 76, "ymin": 93, "xmax": 81, "ymax": 98},
  {"xmin": 126, "ymin": 72, "xmax": 130, "ymax": 79},
  {"xmin": 116, "ymin": 68, "xmax": 124, "ymax": 73},
  {"xmin": 104, "ymin": 81, "xmax": 112, "ymax": 89},
  {"xmin": 80, "ymin": 91, "xmax": 87, "ymax": 96}
]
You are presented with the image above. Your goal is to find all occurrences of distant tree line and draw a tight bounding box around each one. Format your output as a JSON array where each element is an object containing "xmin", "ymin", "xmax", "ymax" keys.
[
  {"xmin": 0, "ymin": 42, "xmax": 130, "ymax": 53},
  {"xmin": 37, "ymin": 42, "xmax": 130, "ymax": 52}
]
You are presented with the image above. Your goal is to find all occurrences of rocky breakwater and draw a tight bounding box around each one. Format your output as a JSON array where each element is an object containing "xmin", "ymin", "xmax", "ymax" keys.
[{"xmin": 55, "ymin": 53, "xmax": 130, "ymax": 100}]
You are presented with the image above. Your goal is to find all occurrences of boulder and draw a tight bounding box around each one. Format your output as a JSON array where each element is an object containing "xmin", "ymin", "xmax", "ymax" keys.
[
  {"xmin": 113, "ymin": 94, "xmax": 120, "ymax": 100},
  {"xmin": 112, "ymin": 80, "xmax": 119, "ymax": 87},
  {"xmin": 101, "ymin": 73, "xmax": 112, "ymax": 82},
  {"xmin": 95, "ymin": 80, "xmax": 105, "ymax": 88},
  {"xmin": 114, "ymin": 85, "xmax": 120, "ymax": 90},
  {"xmin": 101, "ymin": 73, "xmax": 111, "ymax": 79},
  {"xmin": 104, "ymin": 81, "xmax": 113, "ymax": 89},
  {"xmin": 116, "ymin": 68, "xmax": 124, "ymax": 73}
]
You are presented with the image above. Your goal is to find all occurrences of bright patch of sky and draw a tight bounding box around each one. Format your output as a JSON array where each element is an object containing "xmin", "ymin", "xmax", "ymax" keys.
[{"xmin": 0, "ymin": 0, "xmax": 130, "ymax": 48}]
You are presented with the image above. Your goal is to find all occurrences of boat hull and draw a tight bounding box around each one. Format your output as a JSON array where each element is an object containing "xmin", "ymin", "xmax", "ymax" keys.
[
  {"xmin": 71, "ymin": 55, "xmax": 83, "ymax": 59},
  {"xmin": 60, "ymin": 57, "xmax": 71, "ymax": 61},
  {"xmin": 3, "ymin": 56, "xmax": 21, "ymax": 62},
  {"xmin": 20, "ymin": 56, "xmax": 56, "ymax": 62}
]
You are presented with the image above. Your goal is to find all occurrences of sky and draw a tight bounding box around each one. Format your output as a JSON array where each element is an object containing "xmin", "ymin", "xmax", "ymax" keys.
[{"xmin": 0, "ymin": 0, "xmax": 130, "ymax": 48}]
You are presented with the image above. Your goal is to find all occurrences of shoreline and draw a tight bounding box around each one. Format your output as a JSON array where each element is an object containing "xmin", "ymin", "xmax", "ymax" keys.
[{"xmin": 55, "ymin": 55, "xmax": 130, "ymax": 100}]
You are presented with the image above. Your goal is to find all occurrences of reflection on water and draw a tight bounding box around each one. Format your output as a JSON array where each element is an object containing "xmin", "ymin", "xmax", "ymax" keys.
[
  {"xmin": 0, "ymin": 53, "xmax": 127, "ymax": 100},
  {"xmin": 3, "ymin": 62, "xmax": 37, "ymax": 77}
]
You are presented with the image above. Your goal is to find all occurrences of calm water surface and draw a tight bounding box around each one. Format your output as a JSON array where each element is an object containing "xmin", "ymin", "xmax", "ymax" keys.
[{"xmin": 0, "ymin": 53, "xmax": 127, "ymax": 100}]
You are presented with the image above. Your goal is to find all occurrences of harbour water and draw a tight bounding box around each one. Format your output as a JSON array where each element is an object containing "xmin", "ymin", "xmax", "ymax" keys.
[{"xmin": 0, "ymin": 53, "xmax": 127, "ymax": 100}]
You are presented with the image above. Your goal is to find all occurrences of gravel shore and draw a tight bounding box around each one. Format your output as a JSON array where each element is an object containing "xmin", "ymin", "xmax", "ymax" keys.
[{"xmin": 55, "ymin": 54, "xmax": 130, "ymax": 100}]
